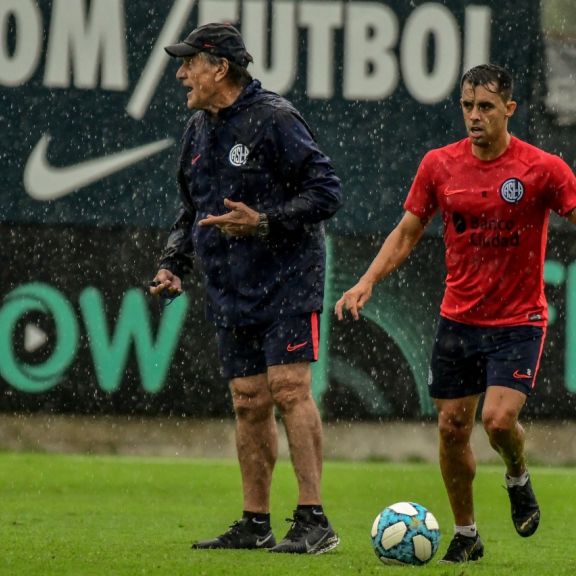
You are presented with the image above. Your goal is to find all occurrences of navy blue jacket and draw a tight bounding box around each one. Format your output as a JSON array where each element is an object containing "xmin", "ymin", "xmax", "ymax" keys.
[{"xmin": 159, "ymin": 80, "xmax": 342, "ymax": 327}]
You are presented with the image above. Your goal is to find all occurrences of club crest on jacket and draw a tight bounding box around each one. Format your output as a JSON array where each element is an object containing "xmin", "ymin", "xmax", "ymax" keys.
[{"xmin": 229, "ymin": 143, "xmax": 249, "ymax": 166}]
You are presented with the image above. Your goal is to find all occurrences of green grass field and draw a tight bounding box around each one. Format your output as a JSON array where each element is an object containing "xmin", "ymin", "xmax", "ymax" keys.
[{"xmin": 2, "ymin": 453, "xmax": 576, "ymax": 575}]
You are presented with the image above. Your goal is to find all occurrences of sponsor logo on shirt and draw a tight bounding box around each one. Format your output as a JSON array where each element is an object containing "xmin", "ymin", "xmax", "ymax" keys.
[{"xmin": 450, "ymin": 214, "xmax": 521, "ymax": 248}]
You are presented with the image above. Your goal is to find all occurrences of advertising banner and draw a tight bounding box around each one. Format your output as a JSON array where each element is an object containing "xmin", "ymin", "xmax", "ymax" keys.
[
  {"xmin": 3, "ymin": 0, "xmax": 541, "ymax": 231},
  {"xmin": 2, "ymin": 0, "xmax": 575, "ymax": 419}
]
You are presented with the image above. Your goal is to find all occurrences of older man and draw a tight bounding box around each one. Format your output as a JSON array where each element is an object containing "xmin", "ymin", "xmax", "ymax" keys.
[{"xmin": 151, "ymin": 22, "xmax": 342, "ymax": 554}]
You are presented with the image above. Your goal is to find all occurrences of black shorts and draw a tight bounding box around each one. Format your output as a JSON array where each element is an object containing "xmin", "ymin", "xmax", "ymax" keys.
[
  {"xmin": 429, "ymin": 317, "xmax": 546, "ymax": 399},
  {"xmin": 216, "ymin": 312, "xmax": 320, "ymax": 379}
]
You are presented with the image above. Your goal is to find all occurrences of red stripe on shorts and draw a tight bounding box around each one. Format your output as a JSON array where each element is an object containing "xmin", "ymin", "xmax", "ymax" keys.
[
  {"xmin": 311, "ymin": 311, "xmax": 319, "ymax": 360},
  {"xmin": 531, "ymin": 325, "xmax": 547, "ymax": 389}
]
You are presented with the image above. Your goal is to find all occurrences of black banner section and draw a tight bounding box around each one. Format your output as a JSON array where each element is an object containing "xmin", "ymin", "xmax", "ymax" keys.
[
  {"xmin": 3, "ymin": 0, "xmax": 541, "ymax": 233},
  {"xmin": 1, "ymin": 224, "xmax": 575, "ymax": 420}
]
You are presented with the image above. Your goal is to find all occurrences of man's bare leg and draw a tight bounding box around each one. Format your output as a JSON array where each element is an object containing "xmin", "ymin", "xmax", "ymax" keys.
[
  {"xmin": 268, "ymin": 362, "xmax": 322, "ymax": 504},
  {"xmin": 230, "ymin": 373, "xmax": 277, "ymax": 512},
  {"xmin": 267, "ymin": 362, "xmax": 339, "ymax": 554},
  {"xmin": 435, "ymin": 395, "xmax": 480, "ymax": 526},
  {"xmin": 482, "ymin": 386, "xmax": 539, "ymax": 537},
  {"xmin": 191, "ymin": 373, "xmax": 277, "ymax": 549},
  {"xmin": 435, "ymin": 395, "xmax": 485, "ymax": 564},
  {"xmin": 482, "ymin": 386, "xmax": 527, "ymax": 476}
]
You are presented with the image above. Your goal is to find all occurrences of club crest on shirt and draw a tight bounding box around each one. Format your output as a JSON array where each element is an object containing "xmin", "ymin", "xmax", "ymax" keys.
[
  {"xmin": 229, "ymin": 143, "xmax": 250, "ymax": 166},
  {"xmin": 500, "ymin": 178, "xmax": 524, "ymax": 204}
]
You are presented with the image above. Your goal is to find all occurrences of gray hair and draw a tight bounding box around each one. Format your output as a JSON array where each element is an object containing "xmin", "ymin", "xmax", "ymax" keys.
[{"xmin": 201, "ymin": 52, "xmax": 252, "ymax": 88}]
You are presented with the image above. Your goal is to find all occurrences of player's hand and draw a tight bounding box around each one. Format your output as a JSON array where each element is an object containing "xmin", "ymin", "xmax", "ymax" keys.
[
  {"xmin": 334, "ymin": 278, "xmax": 374, "ymax": 321},
  {"xmin": 149, "ymin": 269, "xmax": 183, "ymax": 298},
  {"xmin": 198, "ymin": 198, "xmax": 260, "ymax": 237}
]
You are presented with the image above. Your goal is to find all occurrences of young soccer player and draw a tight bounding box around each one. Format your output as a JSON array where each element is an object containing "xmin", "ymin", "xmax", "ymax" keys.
[{"xmin": 336, "ymin": 64, "xmax": 576, "ymax": 563}]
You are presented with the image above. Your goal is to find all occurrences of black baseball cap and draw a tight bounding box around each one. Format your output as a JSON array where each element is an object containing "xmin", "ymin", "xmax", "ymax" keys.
[{"xmin": 164, "ymin": 23, "xmax": 253, "ymax": 68}]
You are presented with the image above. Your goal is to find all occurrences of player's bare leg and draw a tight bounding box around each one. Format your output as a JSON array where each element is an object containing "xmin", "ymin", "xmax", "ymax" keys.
[
  {"xmin": 435, "ymin": 395, "xmax": 480, "ymax": 526},
  {"xmin": 482, "ymin": 385, "xmax": 540, "ymax": 537},
  {"xmin": 435, "ymin": 395, "xmax": 484, "ymax": 563},
  {"xmin": 268, "ymin": 362, "xmax": 322, "ymax": 504},
  {"xmin": 230, "ymin": 373, "xmax": 278, "ymax": 513},
  {"xmin": 482, "ymin": 386, "xmax": 527, "ymax": 475}
]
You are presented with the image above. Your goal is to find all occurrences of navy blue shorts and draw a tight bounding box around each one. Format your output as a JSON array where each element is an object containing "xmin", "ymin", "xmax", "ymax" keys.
[
  {"xmin": 429, "ymin": 317, "xmax": 546, "ymax": 399},
  {"xmin": 216, "ymin": 312, "xmax": 320, "ymax": 379}
]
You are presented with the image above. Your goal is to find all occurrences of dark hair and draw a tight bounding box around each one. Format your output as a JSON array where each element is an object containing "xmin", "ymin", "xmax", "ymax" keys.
[
  {"xmin": 201, "ymin": 52, "xmax": 253, "ymax": 88},
  {"xmin": 460, "ymin": 64, "xmax": 514, "ymax": 102}
]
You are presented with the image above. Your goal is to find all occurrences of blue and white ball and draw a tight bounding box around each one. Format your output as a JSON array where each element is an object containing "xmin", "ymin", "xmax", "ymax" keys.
[{"xmin": 371, "ymin": 502, "xmax": 440, "ymax": 565}]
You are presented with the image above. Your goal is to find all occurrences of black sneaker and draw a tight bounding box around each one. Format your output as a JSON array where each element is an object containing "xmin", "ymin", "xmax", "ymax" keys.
[
  {"xmin": 438, "ymin": 533, "xmax": 484, "ymax": 564},
  {"xmin": 269, "ymin": 509, "xmax": 340, "ymax": 555},
  {"xmin": 191, "ymin": 518, "xmax": 276, "ymax": 550},
  {"xmin": 507, "ymin": 476, "xmax": 540, "ymax": 537}
]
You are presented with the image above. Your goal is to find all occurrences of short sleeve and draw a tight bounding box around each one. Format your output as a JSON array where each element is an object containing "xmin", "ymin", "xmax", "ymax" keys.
[
  {"xmin": 403, "ymin": 151, "xmax": 439, "ymax": 220},
  {"xmin": 546, "ymin": 154, "xmax": 576, "ymax": 216}
]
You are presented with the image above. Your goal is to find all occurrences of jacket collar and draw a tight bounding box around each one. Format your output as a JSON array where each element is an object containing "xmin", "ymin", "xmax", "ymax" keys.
[{"xmin": 217, "ymin": 79, "xmax": 265, "ymax": 119}]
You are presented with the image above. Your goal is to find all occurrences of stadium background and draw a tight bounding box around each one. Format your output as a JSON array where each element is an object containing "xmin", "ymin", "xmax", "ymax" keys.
[{"xmin": 1, "ymin": 0, "xmax": 575, "ymax": 429}]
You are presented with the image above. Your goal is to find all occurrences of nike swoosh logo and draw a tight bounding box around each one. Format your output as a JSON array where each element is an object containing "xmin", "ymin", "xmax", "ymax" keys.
[
  {"xmin": 255, "ymin": 533, "xmax": 273, "ymax": 547},
  {"xmin": 444, "ymin": 188, "xmax": 467, "ymax": 196},
  {"xmin": 24, "ymin": 133, "xmax": 174, "ymax": 201},
  {"xmin": 287, "ymin": 341, "xmax": 308, "ymax": 352},
  {"xmin": 518, "ymin": 511, "xmax": 540, "ymax": 533},
  {"xmin": 513, "ymin": 370, "xmax": 533, "ymax": 379},
  {"xmin": 305, "ymin": 531, "xmax": 329, "ymax": 553}
]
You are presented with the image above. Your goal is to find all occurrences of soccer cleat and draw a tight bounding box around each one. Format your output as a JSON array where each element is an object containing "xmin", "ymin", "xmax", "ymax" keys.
[
  {"xmin": 438, "ymin": 533, "xmax": 484, "ymax": 564},
  {"xmin": 507, "ymin": 476, "xmax": 540, "ymax": 537},
  {"xmin": 269, "ymin": 509, "xmax": 340, "ymax": 555},
  {"xmin": 191, "ymin": 517, "xmax": 276, "ymax": 550}
]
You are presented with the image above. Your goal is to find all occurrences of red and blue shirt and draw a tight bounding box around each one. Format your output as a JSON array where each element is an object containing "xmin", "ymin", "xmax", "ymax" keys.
[{"xmin": 405, "ymin": 136, "xmax": 576, "ymax": 327}]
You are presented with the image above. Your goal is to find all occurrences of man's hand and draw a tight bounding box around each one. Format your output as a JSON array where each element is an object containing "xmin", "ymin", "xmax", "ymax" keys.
[
  {"xmin": 198, "ymin": 198, "xmax": 260, "ymax": 236},
  {"xmin": 334, "ymin": 277, "xmax": 375, "ymax": 321},
  {"xmin": 149, "ymin": 269, "xmax": 183, "ymax": 298}
]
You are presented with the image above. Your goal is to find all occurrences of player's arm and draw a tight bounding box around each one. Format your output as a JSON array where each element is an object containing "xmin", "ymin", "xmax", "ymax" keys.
[
  {"xmin": 547, "ymin": 154, "xmax": 576, "ymax": 225},
  {"xmin": 335, "ymin": 211, "xmax": 427, "ymax": 320}
]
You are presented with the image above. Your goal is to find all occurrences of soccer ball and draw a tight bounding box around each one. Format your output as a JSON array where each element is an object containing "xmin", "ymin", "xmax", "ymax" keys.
[{"xmin": 371, "ymin": 501, "xmax": 440, "ymax": 565}]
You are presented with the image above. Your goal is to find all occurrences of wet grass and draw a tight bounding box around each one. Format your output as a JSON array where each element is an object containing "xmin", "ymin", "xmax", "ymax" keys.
[{"xmin": 1, "ymin": 453, "xmax": 575, "ymax": 575}]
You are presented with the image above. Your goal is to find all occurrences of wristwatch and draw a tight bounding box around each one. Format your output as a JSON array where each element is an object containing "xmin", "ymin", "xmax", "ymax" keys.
[{"xmin": 256, "ymin": 213, "xmax": 270, "ymax": 237}]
